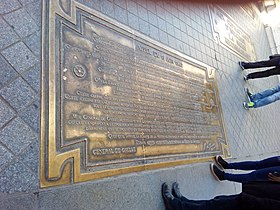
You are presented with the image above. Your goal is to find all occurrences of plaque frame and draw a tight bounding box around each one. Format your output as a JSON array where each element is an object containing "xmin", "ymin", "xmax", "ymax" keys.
[{"xmin": 41, "ymin": 0, "xmax": 230, "ymax": 188}]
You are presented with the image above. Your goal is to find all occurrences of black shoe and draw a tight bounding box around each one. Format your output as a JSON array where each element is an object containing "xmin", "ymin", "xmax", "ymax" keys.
[
  {"xmin": 239, "ymin": 61, "xmax": 245, "ymax": 70},
  {"xmin": 172, "ymin": 182, "xmax": 182, "ymax": 199},
  {"xmin": 244, "ymin": 87, "xmax": 253, "ymax": 102},
  {"xmin": 210, "ymin": 164, "xmax": 225, "ymax": 181},
  {"xmin": 215, "ymin": 156, "xmax": 228, "ymax": 169},
  {"xmin": 162, "ymin": 183, "xmax": 174, "ymax": 210}
]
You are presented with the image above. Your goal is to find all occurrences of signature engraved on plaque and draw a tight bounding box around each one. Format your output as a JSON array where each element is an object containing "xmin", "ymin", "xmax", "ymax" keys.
[
  {"xmin": 209, "ymin": 5, "xmax": 256, "ymax": 61},
  {"xmin": 41, "ymin": 0, "xmax": 230, "ymax": 187}
]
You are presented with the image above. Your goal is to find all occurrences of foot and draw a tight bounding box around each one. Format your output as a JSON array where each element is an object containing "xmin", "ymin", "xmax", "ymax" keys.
[
  {"xmin": 162, "ymin": 183, "xmax": 174, "ymax": 210},
  {"xmin": 172, "ymin": 182, "xmax": 182, "ymax": 199},
  {"xmin": 243, "ymin": 101, "xmax": 254, "ymax": 110},
  {"xmin": 215, "ymin": 155, "xmax": 228, "ymax": 169},
  {"xmin": 210, "ymin": 163, "xmax": 225, "ymax": 181},
  {"xmin": 244, "ymin": 87, "xmax": 253, "ymax": 102},
  {"xmin": 239, "ymin": 61, "xmax": 245, "ymax": 70}
]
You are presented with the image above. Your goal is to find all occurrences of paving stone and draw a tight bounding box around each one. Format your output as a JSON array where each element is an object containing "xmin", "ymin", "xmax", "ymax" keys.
[
  {"xmin": 0, "ymin": 55, "xmax": 18, "ymax": 89},
  {"xmin": 0, "ymin": 98, "xmax": 16, "ymax": 128},
  {"xmin": 127, "ymin": 12, "xmax": 139, "ymax": 30},
  {"xmin": 1, "ymin": 42, "xmax": 37, "ymax": 74},
  {"xmin": 157, "ymin": 17, "xmax": 166, "ymax": 31},
  {"xmin": 166, "ymin": 22, "xmax": 175, "ymax": 36},
  {"xmin": 3, "ymin": 8, "xmax": 38, "ymax": 38},
  {"xmin": 0, "ymin": 160, "xmax": 38, "ymax": 193},
  {"xmin": 0, "ymin": 77, "xmax": 36, "ymax": 111},
  {"xmin": 149, "ymin": 24, "xmax": 159, "ymax": 41},
  {"xmin": 0, "ymin": 145, "xmax": 14, "ymax": 172},
  {"xmin": 114, "ymin": 0, "xmax": 126, "ymax": 9},
  {"xmin": 23, "ymin": 32, "xmax": 41, "ymax": 57},
  {"xmin": 22, "ymin": 64, "xmax": 40, "ymax": 93},
  {"xmin": 0, "ymin": 117, "xmax": 37, "ymax": 156},
  {"xmin": 0, "ymin": 193, "xmax": 38, "ymax": 210},
  {"xmin": 18, "ymin": 0, "xmax": 38, "ymax": 6},
  {"xmin": 0, "ymin": 0, "xmax": 21, "ymax": 14},
  {"xmin": 114, "ymin": 5, "xmax": 128, "ymax": 24},
  {"xmin": 139, "ymin": 18, "xmax": 150, "ymax": 35},
  {"xmin": 146, "ymin": 1, "xmax": 156, "ymax": 14},
  {"xmin": 25, "ymin": 1, "xmax": 42, "ymax": 27},
  {"xmin": 38, "ymin": 172, "xmax": 162, "ymax": 210},
  {"xmin": 0, "ymin": 1, "xmax": 279, "ymax": 208},
  {"xmin": 20, "ymin": 141, "xmax": 39, "ymax": 175},
  {"xmin": 0, "ymin": 17, "xmax": 20, "ymax": 50},
  {"xmin": 126, "ymin": 0, "xmax": 138, "ymax": 15},
  {"xmin": 137, "ymin": 5, "xmax": 148, "ymax": 22},
  {"xmin": 100, "ymin": 0, "xmax": 114, "ymax": 18},
  {"xmin": 148, "ymin": 10, "xmax": 157, "ymax": 27},
  {"xmin": 159, "ymin": 30, "xmax": 168, "ymax": 44},
  {"xmin": 20, "ymin": 100, "xmax": 40, "ymax": 133}
]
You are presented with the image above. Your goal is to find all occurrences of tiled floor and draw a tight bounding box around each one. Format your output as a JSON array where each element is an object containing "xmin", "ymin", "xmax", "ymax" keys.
[{"xmin": 0, "ymin": 0, "xmax": 279, "ymax": 209}]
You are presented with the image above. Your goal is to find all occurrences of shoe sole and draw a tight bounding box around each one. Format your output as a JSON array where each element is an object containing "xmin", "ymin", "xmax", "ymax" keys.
[
  {"xmin": 214, "ymin": 155, "xmax": 224, "ymax": 169},
  {"xmin": 210, "ymin": 163, "xmax": 221, "ymax": 181},
  {"xmin": 244, "ymin": 88, "xmax": 252, "ymax": 102},
  {"xmin": 172, "ymin": 182, "xmax": 181, "ymax": 199},
  {"xmin": 239, "ymin": 62, "xmax": 245, "ymax": 70},
  {"xmin": 243, "ymin": 102, "xmax": 248, "ymax": 110},
  {"xmin": 162, "ymin": 183, "xmax": 174, "ymax": 210}
]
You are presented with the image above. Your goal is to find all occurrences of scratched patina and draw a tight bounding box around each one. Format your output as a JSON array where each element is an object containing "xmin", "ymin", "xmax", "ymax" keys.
[{"xmin": 41, "ymin": 0, "xmax": 230, "ymax": 187}]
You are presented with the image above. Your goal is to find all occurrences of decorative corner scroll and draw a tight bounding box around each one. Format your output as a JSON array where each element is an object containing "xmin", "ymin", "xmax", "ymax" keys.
[{"xmin": 41, "ymin": 0, "xmax": 230, "ymax": 188}]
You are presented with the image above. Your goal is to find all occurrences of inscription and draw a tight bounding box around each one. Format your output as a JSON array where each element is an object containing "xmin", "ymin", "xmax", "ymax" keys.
[
  {"xmin": 209, "ymin": 5, "xmax": 256, "ymax": 61},
  {"xmin": 41, "ymin": 0, "xmax": 230, "ymax": 187},
  {"xmin": 61, "ymin": 20, "xmax": 224, "ymax": 163}
]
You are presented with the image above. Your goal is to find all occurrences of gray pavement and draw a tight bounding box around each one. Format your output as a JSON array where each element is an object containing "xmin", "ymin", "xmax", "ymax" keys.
[{"xmin": 0, "ymin": 0, "xmax": 280, "ymax": 209}]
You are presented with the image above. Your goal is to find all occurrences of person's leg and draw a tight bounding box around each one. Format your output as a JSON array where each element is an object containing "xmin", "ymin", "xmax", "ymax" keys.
[
  {"xmin": 241, "ymin": 193, "xmax": 280, "ymax": 210},
  {"xmin": 246, "ymin": 67, "xmax": 280, "ymax": 80},
  {"xmin": 227, "ymin": 156, "xmax": 280, "ymax": 170},
  {"xmin": 242, "ymin": 57, "xmax": 280, "ymax": 69},
  {"xmin": 253, "ymin": 89, "xmax": 280, "ymax": 108},
  {"xmin": 179, "ymin": 194, "xmax": 242, "ymax": 210},
  {"xmin": 224, "ymin": 166, "xmax": 280, "ymax": 183},
  {"xmin": 250, "ymin": 84, "xmax": 280, "ymax": 101}
]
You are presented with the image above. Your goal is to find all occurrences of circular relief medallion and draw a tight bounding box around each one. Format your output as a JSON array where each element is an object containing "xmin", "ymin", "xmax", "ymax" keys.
[{"xmin": 73, "ymin": 64, "xmax": 86, "ymax": 78}]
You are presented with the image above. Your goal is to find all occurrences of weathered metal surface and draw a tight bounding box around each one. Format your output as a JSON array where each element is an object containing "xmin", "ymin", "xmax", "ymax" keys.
[
  {"xmin": 41, "ymin": 0, "xmax": 230, "ymax": 187},
  {"xmin": 209, "ymin": 5, "xmax": 256, "ymax": 61}
]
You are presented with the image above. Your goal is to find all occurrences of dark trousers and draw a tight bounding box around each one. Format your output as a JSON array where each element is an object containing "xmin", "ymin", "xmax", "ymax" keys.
[
  {"xmin": 168, "ymin": 193, "xmax": 280, "ymax": 210},
  {"xmin": 243, "ymin": 57, "xmax": 280, "ymax": 80},
  {"xmin": 247, "ymin": 67, "xmax": 280, "ymax": 79},
  {"xmin": 243, "ymin": 57, "xmax": 280, "ymax": 69},
  {"xmin": 224, "ymin": 156, "xmax": 280, "ymax": 183}
]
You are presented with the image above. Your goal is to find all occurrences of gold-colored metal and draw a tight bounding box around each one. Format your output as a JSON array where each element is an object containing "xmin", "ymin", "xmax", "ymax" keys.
[
  {"xmin": 209, "ymin": 5, "xmax": 256, "ymax": 61},
  {"xmin": 41, "ymin": 0, "xmax": 230, "ymax": 188}
]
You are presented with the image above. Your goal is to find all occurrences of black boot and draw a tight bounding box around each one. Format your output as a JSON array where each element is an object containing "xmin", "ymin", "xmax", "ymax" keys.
[
  {"xmin": 162, "ymin": 183, "xmax": 175, "ymax": 210},
  {"xmin": 215, "ymin": 155, "xmax": 229, "ymax": 169},
  {"xmin": 172, "ymin": 182, "xmax": 183, "ymax": 199}
]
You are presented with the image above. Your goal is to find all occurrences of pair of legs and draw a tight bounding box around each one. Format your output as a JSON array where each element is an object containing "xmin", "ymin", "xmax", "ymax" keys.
[
  {"xmin": 162, "ymin": 182, "xmax": 280, "ymax": 210},
  {"xmin": 246, "ymin": 84, "xmax": 280, "ymax": 108},
  {"xmin": 216, "ymin": 156, "xmax": 280, "ymax": 183},
  {"xmin": 241, "ymin": 57, "xmax": 280, "ymax": 80}
]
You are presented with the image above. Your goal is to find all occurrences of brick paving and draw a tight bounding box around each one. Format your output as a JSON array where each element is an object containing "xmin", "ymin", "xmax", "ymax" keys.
[{"xmin": 0, "ymin": 0, "xmax": 279, "ymax": 209}]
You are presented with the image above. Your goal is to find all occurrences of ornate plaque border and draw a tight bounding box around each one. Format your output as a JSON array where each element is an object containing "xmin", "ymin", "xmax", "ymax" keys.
[
  {"xmin": 41, "ymin": 0, "xmax": 230, "ymax": 188},
  {"xmin": 209, "ymin": 5, "xmax": 257, "ymax": 61}
]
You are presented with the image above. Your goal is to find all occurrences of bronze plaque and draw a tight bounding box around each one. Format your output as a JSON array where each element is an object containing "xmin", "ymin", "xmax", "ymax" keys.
[
  {"xmin": 209, "ymin": 5, "xmax": 256, "ymax": 61},
  {"xmin": 41, "ymin": 0, "xmax": 230, "ymax": 187}
]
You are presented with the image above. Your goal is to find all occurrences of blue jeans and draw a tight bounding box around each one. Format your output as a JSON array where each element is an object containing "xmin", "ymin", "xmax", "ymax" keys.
[
  {"xmin": 251, "ymin": 84, "xmax": 280, "ymax": 108},
  {"xmin": 224, "ymin": 156, "xmax": 280, "ymax": 183}
]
